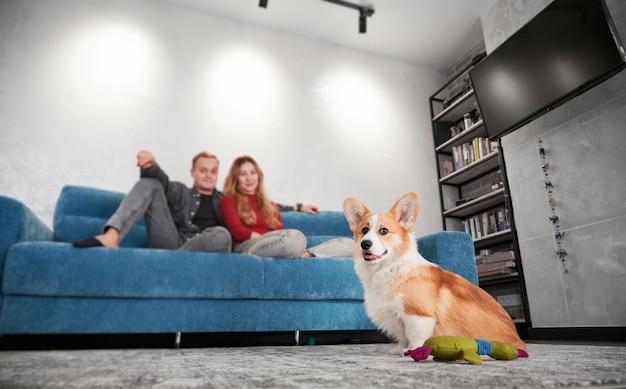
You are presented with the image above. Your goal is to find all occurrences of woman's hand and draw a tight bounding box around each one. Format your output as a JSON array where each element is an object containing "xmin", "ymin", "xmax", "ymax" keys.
[{"xmin": 301, "ymin": 204, "xmax": 319, "ymax": 215}]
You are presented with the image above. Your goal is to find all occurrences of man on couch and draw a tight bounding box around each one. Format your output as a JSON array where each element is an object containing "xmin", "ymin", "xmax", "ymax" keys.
[{"xmin": 74, "ymin": 150, "xmax": 233, "ymax": 252}]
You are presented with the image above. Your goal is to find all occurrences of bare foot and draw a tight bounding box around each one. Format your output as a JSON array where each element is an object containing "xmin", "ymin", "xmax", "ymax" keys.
[{"xmin": 300, "ymin": 250, "xmax": 314, "ymax": 258}]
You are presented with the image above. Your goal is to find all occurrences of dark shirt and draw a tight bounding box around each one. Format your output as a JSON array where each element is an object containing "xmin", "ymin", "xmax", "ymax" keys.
[
  {"xmin": 139, "ymin": 163, "xmax": 224, "ymax": 240},
  {"xmin": 193, "ymin": 194, "xmax": 219, "ymax": 231}
]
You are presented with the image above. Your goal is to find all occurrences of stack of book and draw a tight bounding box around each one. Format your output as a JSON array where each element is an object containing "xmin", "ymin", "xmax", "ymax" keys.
[{"xmin": 475, "ymin": 250, "xmax": 517, "ymax": 280}]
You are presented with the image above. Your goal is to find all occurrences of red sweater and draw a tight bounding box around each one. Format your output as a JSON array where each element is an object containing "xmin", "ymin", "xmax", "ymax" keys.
[{"xmin": 220, "ymin": 195, "xmax": 284, "ymax": 244}]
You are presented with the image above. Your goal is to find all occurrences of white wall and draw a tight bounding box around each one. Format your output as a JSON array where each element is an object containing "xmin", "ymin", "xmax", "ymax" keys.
[{"xmin": 0, "ymin": 0, "xmax": 444, "ymax": 237}]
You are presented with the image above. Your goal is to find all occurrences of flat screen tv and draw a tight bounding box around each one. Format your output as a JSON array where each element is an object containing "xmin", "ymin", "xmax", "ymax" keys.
[{"xmin": 470, "ymin": 0, "xmax": 626, "ymax": 140}]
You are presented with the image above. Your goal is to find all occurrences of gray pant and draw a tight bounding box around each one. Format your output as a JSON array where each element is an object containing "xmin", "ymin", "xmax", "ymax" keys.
[
  {"xmin": 105, "ymin": 178, "xmax": 232, "ymax": 252},
  {"xmin": 234, "ymin": 229, "xmax": 353, "ymax": 259}
]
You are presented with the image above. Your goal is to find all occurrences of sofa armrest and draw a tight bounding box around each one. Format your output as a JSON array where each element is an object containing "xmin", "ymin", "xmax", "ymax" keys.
[
  {"xmin": 417, "ymin": 231, "xmax": 478, "ymax": 285},
  {"xmin": 0, "ymin": 196, "xmax": 54, "ymax": 269}
]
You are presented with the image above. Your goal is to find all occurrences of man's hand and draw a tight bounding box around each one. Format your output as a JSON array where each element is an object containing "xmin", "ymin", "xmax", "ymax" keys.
[{"xmin": 136, "ymin": 150, "xmax": 155, "ymax": 169}]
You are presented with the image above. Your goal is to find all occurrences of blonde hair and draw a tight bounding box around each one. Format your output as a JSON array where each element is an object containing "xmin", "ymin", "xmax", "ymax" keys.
[
  {"xmin": 223, "ymin": 155, "xmax": 281, "ymax": 229},
  {"xmin": 192, "ymin": 151, "xmax": 219, "ymax": 169}
]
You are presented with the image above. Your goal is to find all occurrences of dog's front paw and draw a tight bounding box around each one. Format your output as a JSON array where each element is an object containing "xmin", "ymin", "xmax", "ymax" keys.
[{"xmin": 388, "ymin": 344, "xmax": 406, "ymax": 356}]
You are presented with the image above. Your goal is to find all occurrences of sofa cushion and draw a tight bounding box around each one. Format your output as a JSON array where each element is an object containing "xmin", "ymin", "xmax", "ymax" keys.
[
  {"xmin": 2, "ymin": 242, "xmax": 266, "ymax": 299},
  {"xmin": 262, "ymin": 257, "xmax": 363, "ymax": 300},
  {"xmin": 2, "ymin": 242, "xmax": 365, "ymax": 301},
  {"xmin": 53, "ymin": 186, "xmax": 148, "ymax": 248}
]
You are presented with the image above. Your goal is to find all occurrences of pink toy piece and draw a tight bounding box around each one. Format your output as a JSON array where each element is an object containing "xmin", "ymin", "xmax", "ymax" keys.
[{"xmin": 404, "ymin": 347, "xmax": 433, "ymax": 361}]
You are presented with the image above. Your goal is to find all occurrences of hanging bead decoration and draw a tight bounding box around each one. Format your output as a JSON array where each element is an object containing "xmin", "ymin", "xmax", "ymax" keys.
[{"xmin": 539, "ymin": 138, "xmax": 568, "ymax": 273}]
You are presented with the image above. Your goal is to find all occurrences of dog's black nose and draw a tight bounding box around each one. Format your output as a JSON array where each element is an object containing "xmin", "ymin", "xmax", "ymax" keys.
[{"xmin": 361, "ymin": 240, "xmax": 372, "ymax": 250}]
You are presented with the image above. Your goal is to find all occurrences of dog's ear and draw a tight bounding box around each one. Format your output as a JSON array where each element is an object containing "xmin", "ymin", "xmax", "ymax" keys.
[
  {"xmin": 343, "ymin": 197, "xmax": 370, "ymax": 232},
  {"xmin": 390, "ymin": 192, "xmax": 420, "ymax": 230}
]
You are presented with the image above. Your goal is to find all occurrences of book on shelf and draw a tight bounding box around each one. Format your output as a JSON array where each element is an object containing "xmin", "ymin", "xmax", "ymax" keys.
[
  {"xmin": 481, "ymin": 213, "xmax": 488, "ymax": 238},
  {"xmin": 488, "ymin": 213, "xmax": 497, "ymax": 234},
  {"xmin": 462, "ymin": 143, "xmax": 470, "ymax": 166},
  {"xmin": 497, "ymin": 208, "xmax": 506, "ymax": 231},
  {"xmin": 452, "ymin": 145, "xmax": 460, "ymax": 171},
  {"xmin": 448, "ymin": 137, "xmax": 495, "ymax": 175},
  {"xmin": 462, "ymin": 206, "xmax": 510, "ymax": 240},
  {"xmin": 502, "ymin": 207, "xmax": 512, "ymax": 230}
]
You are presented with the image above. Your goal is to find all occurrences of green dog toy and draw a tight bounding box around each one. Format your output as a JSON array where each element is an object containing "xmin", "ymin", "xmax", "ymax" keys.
[{"xmin": 404, "ymin": 336, "xmax": 529, "ymax": 365}]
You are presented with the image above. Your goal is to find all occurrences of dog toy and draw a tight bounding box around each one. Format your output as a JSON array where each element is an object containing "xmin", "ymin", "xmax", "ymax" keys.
[{"xmin": 404, "ymin": 335, "xmax": 529, "ymax": 365}]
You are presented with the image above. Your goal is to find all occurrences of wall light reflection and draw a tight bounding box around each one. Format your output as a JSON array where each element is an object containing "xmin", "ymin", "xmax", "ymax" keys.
[
  {"xmin": 313, "ymin": 66, "xmax": 391, "ymax": 142},
  {"xmin": 52, "ymin": 19, "xmax": 159, "ymax": 102},
  {"xmin": 203, "ymin": 45, "xmax": 284, "ymax": 128}
]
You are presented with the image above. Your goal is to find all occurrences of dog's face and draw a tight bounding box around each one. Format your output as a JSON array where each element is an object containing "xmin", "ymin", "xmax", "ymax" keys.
[{"xmin": 343, "ymin": 193, "xmax": 420, "ymax": 263}]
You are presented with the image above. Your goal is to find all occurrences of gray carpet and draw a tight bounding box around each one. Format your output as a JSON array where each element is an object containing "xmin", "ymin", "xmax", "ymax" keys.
[{"xmin": 1, "ymin": 342, "xmax": 625, "ymax": 388}]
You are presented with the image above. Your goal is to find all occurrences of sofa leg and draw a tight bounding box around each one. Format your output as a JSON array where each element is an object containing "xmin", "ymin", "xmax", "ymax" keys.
[{"xmin": 174, "ymin": 332, "xmax": 182, "ymax": 349}]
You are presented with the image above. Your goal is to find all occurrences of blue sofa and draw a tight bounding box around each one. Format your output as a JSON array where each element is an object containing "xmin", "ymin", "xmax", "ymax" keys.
[{"xmin": 0, "ymin": 185, "xmax": 477, "ymax": 339}]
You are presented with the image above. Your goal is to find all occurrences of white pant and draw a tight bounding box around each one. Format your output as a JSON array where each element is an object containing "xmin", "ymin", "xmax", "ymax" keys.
[{"xmin": 234, "ymin": 229, "xmax": 353, "ymax": 259}]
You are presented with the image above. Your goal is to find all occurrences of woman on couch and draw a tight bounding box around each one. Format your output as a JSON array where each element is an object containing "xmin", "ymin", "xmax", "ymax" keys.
[{"xmin": 220, "ymin": 155, "xmax": 353, "ymax": 259}]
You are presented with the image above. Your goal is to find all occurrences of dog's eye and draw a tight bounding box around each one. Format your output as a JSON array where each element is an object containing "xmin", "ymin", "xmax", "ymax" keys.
[
  {"xmin": 379, "ymin": 227, "xmax": 388, "ymax": 235},
  {"xmin": 361, "ymin": 227, "xmax": 369, "ymax": 234}
]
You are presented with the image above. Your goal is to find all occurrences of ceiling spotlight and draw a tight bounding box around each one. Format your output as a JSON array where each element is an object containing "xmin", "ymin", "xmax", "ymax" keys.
[
  {"xmin": 258, "ymin": 0, "xmax": 373, "ymax": 33},
  {"xmin": 359, "ymin": 9, "xmax": 367, "ymax": 33},
  {"xmin": 320, "ymin": 1, "xmax": 374, "ymax": 34},
  {"xmin": 358, "ymin": 7, "xmax": 374, "ymax": 34}
]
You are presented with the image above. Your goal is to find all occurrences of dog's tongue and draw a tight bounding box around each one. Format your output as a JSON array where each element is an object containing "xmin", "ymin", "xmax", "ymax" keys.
[{"xmin": 363, "ymin": 252, "xmax": 381, "ymax": 261}]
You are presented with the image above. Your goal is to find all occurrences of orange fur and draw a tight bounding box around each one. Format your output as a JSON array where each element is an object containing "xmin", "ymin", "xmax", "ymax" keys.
[
  {"xmin": 343, "ymin": 192, "xmax": 525, "ymax": 352},
  {"xmin": 398, "ymin": 266, "xmax": 525, "ymax": 349}
]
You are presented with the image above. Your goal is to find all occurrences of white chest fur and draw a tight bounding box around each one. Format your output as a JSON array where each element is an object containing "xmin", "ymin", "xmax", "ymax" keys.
[
  {"xmin": 355, "ymin": 260, "xmax": 410, "ymax": 338},
  {"xmin": 354, "ymin": 251, "xmax": 434, "ymax": 345}
]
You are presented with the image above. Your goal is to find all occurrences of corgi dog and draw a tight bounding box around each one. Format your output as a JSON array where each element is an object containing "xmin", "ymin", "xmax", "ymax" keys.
[{"xmin": 343, "ymin": 192, "xmax": 525, "ymax": 353}]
